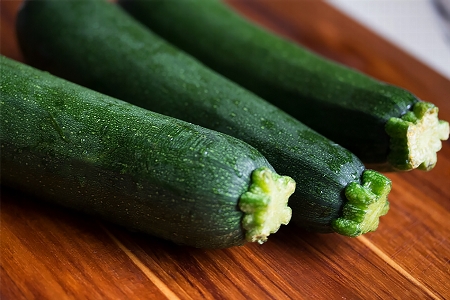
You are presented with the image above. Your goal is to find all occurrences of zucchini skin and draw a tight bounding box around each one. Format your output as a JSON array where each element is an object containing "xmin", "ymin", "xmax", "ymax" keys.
[
  {"xmin": 117, "ymin": 0, "xmax": 426, "ymax": 169},
  {"xmin": 0, "ymin": 55, "xmax": 279, "ymax": 249},
  {"xmin": 16, "ymin": 0, "xmax": 370, "ymax": 234}
]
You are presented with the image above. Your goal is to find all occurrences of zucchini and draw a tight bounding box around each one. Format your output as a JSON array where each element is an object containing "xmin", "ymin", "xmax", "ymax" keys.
[
  {"xmin": 0, "ymin": 55, "xmax": 296, "ymax": 249},
  {"xmin": 118, "ymin": 0, "xmax": 449, "ymax": 172},
  {"xmin": 16, "ymin": 0, "xmax": 392, "ymax": 236}
]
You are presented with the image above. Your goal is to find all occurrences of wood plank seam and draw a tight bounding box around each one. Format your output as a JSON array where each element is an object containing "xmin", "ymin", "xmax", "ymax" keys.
[
  {"xmin": 357, "ymin": 236, "xmax": 441, "ymax": 300},
  {"xmin": 98, "ymin": 223, "xmax": 181, "ymax": 300}
]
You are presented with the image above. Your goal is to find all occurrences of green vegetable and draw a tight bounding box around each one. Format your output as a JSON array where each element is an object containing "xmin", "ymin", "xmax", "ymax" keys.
[
  {"xmin": 118, "ymin": 0, "xmax": 449, "ymax": 172},
  {"xmin": 16, "ymin": 0, "xmax": 392, "ymax": 236},
  {"xmin": 0, "ymin": 55, "xmax": 296, "ymax": 249}
]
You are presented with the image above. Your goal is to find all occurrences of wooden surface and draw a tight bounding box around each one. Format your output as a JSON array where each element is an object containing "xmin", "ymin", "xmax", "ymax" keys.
[{"xmin": 1, "ymin": 0, "xmax": 449, "ymax": 299}]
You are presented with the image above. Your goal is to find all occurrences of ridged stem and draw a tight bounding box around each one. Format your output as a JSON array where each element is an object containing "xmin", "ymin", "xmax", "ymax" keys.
[
  {"xmin": 331, "ymin": 170, "xmax": 391, "ymax": 237},
  {"xmin": 239, "ymin": 167, "xmax": 295, "ymax": 244},
  {"xmin": 385, "ymin": 101, "xmax": 449, "ymax": 171}
]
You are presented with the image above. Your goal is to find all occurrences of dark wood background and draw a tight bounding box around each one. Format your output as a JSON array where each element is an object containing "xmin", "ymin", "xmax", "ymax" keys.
[{"xmin": 1, "ymin": 0, "xmax": 449, "ymax": 299}]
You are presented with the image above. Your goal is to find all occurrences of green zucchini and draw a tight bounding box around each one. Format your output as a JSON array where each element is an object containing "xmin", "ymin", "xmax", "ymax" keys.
[
  {"xmin": 118, "ymin": 0, "xmax": 449, "ymax": 172},
  {"xmin": 0, "ymin": 55, "xmax": 296, "ymax": 249},
  {"xmin": 16, "ymin": 0, "xmax": 392, "ymax": 236}
]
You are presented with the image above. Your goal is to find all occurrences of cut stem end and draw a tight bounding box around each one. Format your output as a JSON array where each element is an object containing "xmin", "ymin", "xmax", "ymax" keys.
[
  {"xmin": 239, "ymin": 167, "xmax": 295, "ymax": 244},
  {"xmin": 331, "ymin": 170, "xmax": 391, "ymax": 237},
  {"xmin": 385, "ymin": 101, "xmax": 449, "ymax": 171}
]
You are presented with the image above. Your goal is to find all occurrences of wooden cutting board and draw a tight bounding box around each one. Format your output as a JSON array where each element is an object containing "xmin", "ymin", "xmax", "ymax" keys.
[{"xmin": 1, "ymin": 0, "xmax": 449, "ymax": 299}]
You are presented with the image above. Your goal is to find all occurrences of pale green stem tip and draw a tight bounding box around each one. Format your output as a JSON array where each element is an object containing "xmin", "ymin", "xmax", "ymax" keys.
[
  {"xmin": 331, "ymin": 170, "xmax": 391, "ymax": 237},
  {"xmin": 239, "ymin": 167, "xmax": 295, "ymax": 244},
  {"xmin": 385, "ymin": 101, "xmax": 449, "ymax": 171}
]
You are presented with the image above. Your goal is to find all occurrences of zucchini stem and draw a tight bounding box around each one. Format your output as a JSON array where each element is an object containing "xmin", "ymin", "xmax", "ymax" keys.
[
  {"xmin": 239, "ymin": 167, "xmax": 295, "ymax": 244},
  {"xmin": 331, "ymin": 170, "xmax": 391, "ymax": 237},
  {"xmin": 385, "ymin": 101, "xmax": 449, "ymax": 171}
]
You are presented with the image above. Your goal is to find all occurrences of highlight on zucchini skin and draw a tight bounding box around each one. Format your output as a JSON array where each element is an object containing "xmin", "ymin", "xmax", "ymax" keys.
[
  {"xmin": 0, "ymin": 55, "xmax": 296, "ymax": 249},
  {"xmin": 16, "ymin": 0, "xmax": 392, "ymax": 237},
  {"xmin": 117, "ymin": 0, "xmax": 449, "ymax": 172}
]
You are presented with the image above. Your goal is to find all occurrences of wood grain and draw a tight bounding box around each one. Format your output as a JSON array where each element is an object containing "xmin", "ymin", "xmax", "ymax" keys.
[{"xmin": 1, "ymin": 0, "xmax": 449, "ymax": 299}]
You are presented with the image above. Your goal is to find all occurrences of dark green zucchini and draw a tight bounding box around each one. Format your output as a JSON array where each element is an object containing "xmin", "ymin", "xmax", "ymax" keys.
[
  {"xmin": 16, "ymin": 0, "xmax": 391, "ymax": 237},
  {"xmin": 118, "ymin": 0, "xmax": 449, "ymax": 172},
  {"xmin": 0, "ymin": 55, "xmax": 296, "ymax": 249}
]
